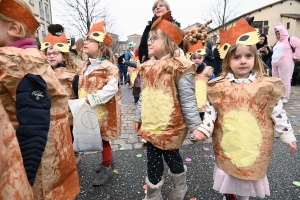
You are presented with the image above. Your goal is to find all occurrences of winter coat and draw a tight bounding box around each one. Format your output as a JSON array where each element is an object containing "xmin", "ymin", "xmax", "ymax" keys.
[{"xmin": 204, "ymin": 41, "xmax": 214, "ymax": 66}]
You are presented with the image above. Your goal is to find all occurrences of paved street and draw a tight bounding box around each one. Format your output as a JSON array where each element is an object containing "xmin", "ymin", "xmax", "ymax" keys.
[{"xmin": 76, "ymin": 85, "xmax": 300, "ymax": 200}]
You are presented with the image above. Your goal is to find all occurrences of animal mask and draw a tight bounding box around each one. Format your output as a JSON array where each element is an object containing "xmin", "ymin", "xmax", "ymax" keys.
[
  {"xmin": 88, "ymin": 21, "xmax": 112, "ymax": 47},
  {"xmin": 41, "ymin": 33, "xmax": 69, "ymax": 52}
]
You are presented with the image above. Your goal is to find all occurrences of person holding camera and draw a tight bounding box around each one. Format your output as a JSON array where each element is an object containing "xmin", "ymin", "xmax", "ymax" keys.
[{"xmin": 256, "ymin": 34, "xmax": 272, "ymax": 74}]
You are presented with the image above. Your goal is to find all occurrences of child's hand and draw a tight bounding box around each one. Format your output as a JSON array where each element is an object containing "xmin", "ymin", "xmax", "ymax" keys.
[
  {"xmin": 134, "ymin": 122, "xmax": 141, "ymax": 132},
  {"xmin": 193, "ymin": 129, "xmax": 208, "ymax": 141},
  {"xmin": 289, "ymin": 142, "xmax": 297, "ymax": 154}
]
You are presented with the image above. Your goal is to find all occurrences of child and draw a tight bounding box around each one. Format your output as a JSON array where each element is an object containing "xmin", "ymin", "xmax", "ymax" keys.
[
  {"xmin": 124, "ymin": 56, "xmax": 141, "ymax": 102},
  {"xmin": 193, "ymin": 18, "xmax": 297, "ymax": 200},
  {"xmin": 134, "ymin": 11, "xmax": 202, "ymax": 199},
  {"xmin": 80, "ymin": 21, "xmax": 122, "ymax": 186},
  {"xmin": 0, "ymin": 0, "xmax": 80, "ymax": 199},
  {"xmin": 0, "ymin": 100, "xmax": 34, "ymax": 199},
  {"xmin": 41, "ymin": 32, "xmax": 82, "ymax": 164},
  {"xmin": 186, "ymin": 40, "xmax": 214, "ymax": 141}
]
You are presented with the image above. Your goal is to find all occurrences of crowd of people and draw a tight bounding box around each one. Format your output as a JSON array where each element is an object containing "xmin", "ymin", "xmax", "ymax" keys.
[{"xmin": 0, "ymin": 0, "xmax": 299, "ymax": 199}]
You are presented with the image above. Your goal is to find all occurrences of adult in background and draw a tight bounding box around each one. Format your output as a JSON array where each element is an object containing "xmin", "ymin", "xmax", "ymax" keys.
[
  {"xmin": 204, "ymin": 40, "xmax": 214, "ymax": 66},
  {"xmin": 212, "ymin": 42, "xmax": 222, "ymax": 77},
  {"xmin": 272, "ymin": 23, "xmax": 300, "ymax": 103},
  {"xmin": 138, "ymin": 0, "xmax": 180, "ymax": 63},
  {"xmin": 256, "ymin": 34, "xmax": 272, "ymax": 74}
]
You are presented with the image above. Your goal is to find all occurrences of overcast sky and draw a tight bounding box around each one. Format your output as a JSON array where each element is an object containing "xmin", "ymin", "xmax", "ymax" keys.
[{"xmin": 51, "ymin": 0, "xmax": 278, "ymax": 40}]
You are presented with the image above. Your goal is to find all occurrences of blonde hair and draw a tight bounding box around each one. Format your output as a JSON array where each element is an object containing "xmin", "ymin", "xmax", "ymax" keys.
[
  {"xmin": 0, "ymin": 0, "xmax": 36, "ymax": 41},
  {"xmin": 149, "ymin": 29, "xmax": 180, "ymax": 58},
  {"xmin": 221, "ymin": 44, "xmax": 265, "ymax": 79},
  {"xmin": 152, "ymin": 0, "xmax": 170, "ymax": 12},
  {"xmin": 75, "ymin": 38, "xmax": 84, "ymax": 52}
]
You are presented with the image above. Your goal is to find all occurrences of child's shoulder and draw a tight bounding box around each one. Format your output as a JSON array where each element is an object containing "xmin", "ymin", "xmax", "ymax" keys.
[
  {"xmin": 0, "ymin": 47, "xmax": 46, "ymax": 61},
  {"xmin": 207, "ymin": 76, "xmax": 225, "ymax": 85}
]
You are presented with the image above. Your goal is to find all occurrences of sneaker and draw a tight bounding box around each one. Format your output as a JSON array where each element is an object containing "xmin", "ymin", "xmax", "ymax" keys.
[
  {"xmin": 141, "ymin": 138, "xmax": 147, "ymax": 143},
  {"xmin": 282, "ymin": 98, "xmax": 288, "ymax": 103},
  {"xmin": 189, "ymin": 135, "xmax": 196, "ymax": 141},
  {"xmin": 224, "ymin": 194, "xmax": 237, "ymax": 200}
]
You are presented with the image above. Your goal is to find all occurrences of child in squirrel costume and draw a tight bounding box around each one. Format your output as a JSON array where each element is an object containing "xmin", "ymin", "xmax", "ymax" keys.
[
  {"xmin": 41, "ymin": 31, "xmax": 82, "ymax": 164},
  {"xmin": 193, "ymin": 18, "xmax": 297, "ymax": 200},
  {"xmin": 0, "ymin": 0, "xmax": 80, "ymax": 199},
  {"xmin": 80, "ymin": 21, "xmax": 122, "ymax": 186},
  {"xmin": 134, "ymin": 11, "xmax": 202, "ymax": 200},
  {"xmin": 186, "ymin": 39, "xmax": 214, "ymax": 141},
  {"xmin": 0, "ymin": 99, "xmax": 33, "ymax": 199},
  {"xmin": 124, "ymin": 56, "xmax": 142, "ymax": 103}
]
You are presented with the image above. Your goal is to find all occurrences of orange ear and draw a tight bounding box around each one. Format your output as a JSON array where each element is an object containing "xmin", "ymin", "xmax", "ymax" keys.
[{"xmin": 0, "ymin": 0, "xmax": 39, "ymax": 34}]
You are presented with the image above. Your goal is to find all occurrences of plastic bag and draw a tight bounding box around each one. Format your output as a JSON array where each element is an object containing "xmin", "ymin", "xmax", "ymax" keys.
[{"xmin": 68, "ymin": 98, "xmax": 102, "ymax": 152}]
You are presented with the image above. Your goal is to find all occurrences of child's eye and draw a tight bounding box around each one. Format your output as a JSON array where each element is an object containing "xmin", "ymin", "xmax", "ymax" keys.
[
  {"xmin": 233, "ymin": 56, "xmax": 240, "ymax": 60},
  {"xmin": 246, "ymin": 54, "xmax": 253, "ymax": 58}
]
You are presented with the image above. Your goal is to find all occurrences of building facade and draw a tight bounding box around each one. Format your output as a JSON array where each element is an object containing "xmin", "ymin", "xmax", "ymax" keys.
[
  {"xmin": 28, "ymin": 0, "xmax": 52, "ymax": 44},
  {"xmin": 208, "ymin": 0, "xmax": 300, "ymax": 46}
]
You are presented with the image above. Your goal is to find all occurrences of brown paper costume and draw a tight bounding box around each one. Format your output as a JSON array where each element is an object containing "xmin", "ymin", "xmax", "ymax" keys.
[
  {"xmin": 0, "ymin": 47, "xmax": 80, "ymax": 199},
  {"xmin": 78, "ymin": 60, "xmax": 122, "ymax": 140},
  {"xmin": 0, "ymin": 100, "xmax": 34, "ymax": 200},
  {"xmin": 138, "ymin": 57, "xmax": 196, "ymax": 150},
  {"xmin": 207, "ymin": 76, "xmax": 285, "ymax": 180}
]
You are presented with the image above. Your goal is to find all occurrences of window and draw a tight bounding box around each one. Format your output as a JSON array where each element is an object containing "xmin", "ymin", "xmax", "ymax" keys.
[
  {"xmin": 40, "ymin": 23, "xmax": 46, "ymax": 39},
  {"xmin": 252, "ymin": 21, "xmax": 263, "ymax": 34},
  {"xmin": 287, "ymin": 22, "xmax": 290, "ymax": 29},
  {"xmin": 39, "ymin": 0, "xmax": 45, "ymax": 19},
  {"xmin": 263, "ymin": 21, "xmax": 269, "ymax": 35},
  {"xmin": 45, "ymin": 4, "xmax": 50, "ymax": 23}
]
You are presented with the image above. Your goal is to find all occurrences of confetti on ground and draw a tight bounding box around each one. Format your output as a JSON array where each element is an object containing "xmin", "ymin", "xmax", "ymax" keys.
[
  {"xmin": 293, "ymin": 181, "xmax": 300, "ymax": 186},
  {"xmin": 185, "ymin": 158, "xmax": 192, "ymax": 162},
  {"xmin": 120, "ymin": 147, "xmax": 125, "ymax": 150},
  {"xmin": 132, "ymin": 133, "xmax": 138, "ymax": 137},
  {"xmin": 113, "ymin": 169, "xmax": 118, "ymax": 175},
  {"xmin": 143, "ymin": 184, "xmax": 147, "ymax": 190},
  {"xmin": 136, "ymin": 154, "xmax": 142, "ymax": 158},
  {"xmin": 203, "ymin": 147, "xmax": 210, "ymax": 151},
  {"xmin": 190, "ymin": 198, "xmax": 197, "ymax": 200}
]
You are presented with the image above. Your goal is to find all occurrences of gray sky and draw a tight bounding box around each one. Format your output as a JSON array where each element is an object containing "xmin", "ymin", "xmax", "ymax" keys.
[{"xmin": 51, "ymin": 0, "xmax": 278, "ymax": 40}]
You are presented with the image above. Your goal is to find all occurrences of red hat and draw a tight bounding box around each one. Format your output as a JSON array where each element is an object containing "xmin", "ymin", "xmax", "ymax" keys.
[{"xmin": 151, "ymin": 11, "xmax": 183, "ymax": 46}]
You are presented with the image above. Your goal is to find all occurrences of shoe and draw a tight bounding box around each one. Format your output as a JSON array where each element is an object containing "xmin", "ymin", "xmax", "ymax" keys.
[
  {"xmin": 282, "ymin": 98, "xmax": 288, "ymax": 103},
  {"xmin": 141, "ymin": 138, "xmax": 147, "ymax": 143},
  {"xmin": 167, "ymin": 165, "xmax": 187, "ymax": 200},
  {"xmin": 74, "ymin": 152, "xmax": 81, "ymax": 165},
  {"xmin": 95, "ymin": 162, "xmax": 114, "ymax": 173},
  {"xmin": 223, "ymin": 194, "xmax": 237, "ymax": 200},
  {"xmin": 189, "ymin": 135, "xmax": 196, "ymax": 141},
  {"xmin": 92, "ymin": 165, "xmax": 113, "ymax": 186},
  {"xmin": 143, "ymin": 177, "xmax": 164, "ymax": 200}
]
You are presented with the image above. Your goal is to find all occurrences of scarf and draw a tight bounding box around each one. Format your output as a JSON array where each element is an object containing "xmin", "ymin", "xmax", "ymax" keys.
[{"xmin": 7, "ymin": 38, "xmax": 37, "ymax": 49}]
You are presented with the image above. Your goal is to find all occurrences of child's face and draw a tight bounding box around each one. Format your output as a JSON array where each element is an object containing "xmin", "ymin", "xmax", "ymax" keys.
[
  {"xmin": 230, "ymin": 45, "xmax": 254, "ymax": 79},
  {"xmin": 46, "ymin": 48, "xmax": 63, "ymax": 68},
  {"xmin": 147, "ymin": 33, "xmax": 167, "ymax": 60},
  {"xmin": 83, "ymin": 37, "xmax": 99, "ymax": 58},
  {"xmin": 0, "ymin": 19, "xmax": 10, "ymax": 47},
  {"xmin": 191, "ymin": 54, "xmax": 204, "ymax": 66}
]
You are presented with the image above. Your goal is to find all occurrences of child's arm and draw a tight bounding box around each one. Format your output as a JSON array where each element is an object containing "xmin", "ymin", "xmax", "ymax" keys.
[
  {"xmin": 134, "ymin": 92, "xmax": 142, "ymax": 132},
  {"xmin": 271, "ymin": 99, "xmax": 297, "ymax": 153},
  {"xmin": 123, "ymin": 61, "xmax": 137, "ymax": 68},
  {"xmin": 85, "ymin": 77, "xmax": 119, "ymax": 107},
  {"xmin": 194, "ymin": 100, "xmax": 217, "ymax": 140},
  {"xmin": 290, "ymin": 36, "xmax": 300, "ymax": 62},
  {"xmin": 177, "ymin": 74, "xmax": 202, "ymax": 130}
]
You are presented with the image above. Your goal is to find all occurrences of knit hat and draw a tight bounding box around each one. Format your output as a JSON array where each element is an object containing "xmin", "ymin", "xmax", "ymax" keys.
[
  {"xmin": 0, "ymin": 0, "xmax": 39, "ymax": 34},
  {"xmin": 218, "ymin": 18, "xmax": 260, "ymax": 59},
  {"xmin": 128, "ymin": 41, "xmax": 136, "ymax": 48},
  {"xmin": 88, "ymin": 21, "xmax": 112, "ymax": 47},
  {"xmin": 41, "ymin": 33, "xmax": 69, "ymax": 52},
  {"xmin": 151, "ymin": 11, "xmax": 182, "ymax": 46}
]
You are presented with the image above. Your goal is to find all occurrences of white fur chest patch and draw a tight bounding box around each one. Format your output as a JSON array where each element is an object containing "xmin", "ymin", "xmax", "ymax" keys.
[{"xmin": 272, "ymin": 43, "xmax": 284, "ymax": 63}]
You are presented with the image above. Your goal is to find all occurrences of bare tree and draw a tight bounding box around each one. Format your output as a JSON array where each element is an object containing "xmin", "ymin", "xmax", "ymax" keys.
[
  {"xmin": 55, "ymin": 0, "xmax": 117, "ymax": 39},
  {"xmin": 203, "ymin": 0, "xmax": 240, "ymax": 30}
]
